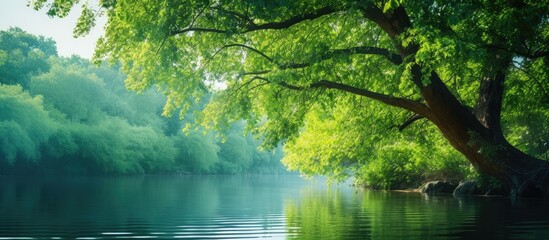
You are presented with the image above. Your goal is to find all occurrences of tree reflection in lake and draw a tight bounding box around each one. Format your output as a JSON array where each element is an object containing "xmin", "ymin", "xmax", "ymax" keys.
[{"xmin": 285, "ymin": 187, "xmax": 549, "ymax": 239}]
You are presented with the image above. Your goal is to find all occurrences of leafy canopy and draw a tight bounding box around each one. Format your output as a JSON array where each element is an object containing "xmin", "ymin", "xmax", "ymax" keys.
[
  {"xmin": 0, "ymin": 27, "xmax": 57, "ymax": 88},
  {"xmin": 0, "ymin": 84, "xmax": 55, "ymax": 163},
  {"xmin": 31, "ymin": 0, "xmax": 549, "ymax": 182},
  {"xmin": 0, "ymin": 28, "xmax": 287, "ymax": 175}
]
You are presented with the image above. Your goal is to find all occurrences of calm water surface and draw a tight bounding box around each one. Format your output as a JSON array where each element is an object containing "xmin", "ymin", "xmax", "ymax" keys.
[{"xmin": 1, "ymin": 175, "xmax": 549, "ymax": 239}]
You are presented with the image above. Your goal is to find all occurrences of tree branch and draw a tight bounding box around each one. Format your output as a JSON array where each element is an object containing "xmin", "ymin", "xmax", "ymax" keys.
[
  {"xmin": 237, "ymin": 76, "xmax": 430, "ymax": 116},
  {"xmin": 359, "ymin": 4, "xmax": 416, "ymax": 56},
  {"xmin": 244, "ymin": 6, "xmax": 338, "ymax": 32},
  {"xmin": 513, "ymin": 63, "xmax": 549, "ymax": 103},
  {"xmin": 204, "ymin": 43, "xmax": 274, "ymax": 70},
  {"xmin": 486, "ymin": 43, "xmax": 549, "ymax": 60},
  {"xmin": 172, "ymin": 6, "xmax": 339, "ymax": 36},
  {"xmin": 239, "ymin": 70, "xmax": 270, "ymax": 76},
  {"xmin": 211, "ymin": 6, "xmax": 255, "ymax": 27},
  {"xmin": 213, "ymin": 44, "xmax": 402, "ymax": 80},
  {"xmin": 236, "ymin": 45, "xmax": 401, "ymax": 77},
  {"xmin": 398, "ymin": 114, "xmax": 425, "ymax": 132},
  {"xmin": 216, "ymin": 43, "xmax": 274, "ymax": 62},
  {"xmin": 279, "ymin": 79, "xmax": 431, "ymax": 117},
  {"xmin": 171, "ymin": 27, "xmax": 229, "ymax": 35},
  {"xmin": 333, "ymin": 46, "xmax": 402, "ymax": 65},
  {"xmin": 474, "ymin": 56, "xmax": 511, "ymax": 139},
  {"xmin": 279, "ymin": 46, "xmax": 402, "ymax": 69}
]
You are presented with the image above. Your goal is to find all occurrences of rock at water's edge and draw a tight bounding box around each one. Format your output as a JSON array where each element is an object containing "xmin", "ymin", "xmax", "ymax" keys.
[
  {"xmin": 453, "ymin": 181, "xmax": 480, "ymax": 196},
  {"xmin": 420, "ymin": 181, "xmax": 457, "ymax": 195}
]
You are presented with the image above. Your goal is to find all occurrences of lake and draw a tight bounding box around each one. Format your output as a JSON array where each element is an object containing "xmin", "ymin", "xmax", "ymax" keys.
[{"xmin": 1, "ymin": 175, "xmax": 549, "ymax": 239}]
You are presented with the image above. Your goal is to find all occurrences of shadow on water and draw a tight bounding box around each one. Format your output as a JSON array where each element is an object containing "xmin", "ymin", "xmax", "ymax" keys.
[
  {"xmin": 1, "ymin": 176, "xmax": 549, "ymax": 239},
  {"xmin": 448, "ymin": 196, "xmax": 549, "ymax": 240}
]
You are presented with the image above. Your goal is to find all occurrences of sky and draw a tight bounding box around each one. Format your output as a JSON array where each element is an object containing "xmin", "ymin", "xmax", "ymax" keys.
[{"xmin": 0, "ymin": 1, "xmax": 105, "ymax": 59}]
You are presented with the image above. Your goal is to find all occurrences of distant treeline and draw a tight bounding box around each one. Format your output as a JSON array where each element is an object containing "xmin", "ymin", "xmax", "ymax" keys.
[{"xmin": 0, "ymin": 28, "xmax": 287, "ymax": 175}]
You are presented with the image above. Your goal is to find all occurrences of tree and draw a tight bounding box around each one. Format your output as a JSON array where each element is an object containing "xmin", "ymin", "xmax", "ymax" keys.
[
  {"xmin": 217, "ymin": 131, "xmax": 253, "ymax": 173},
  {"xmin": 30, "ymin": 60, "xmax": 109, "ymax": 123},
  {"xmin": 0, "ymin": 28, "xmax": 57, "ymax": 88},
  {"xmin": 0, "ymin": 84, "xmax": 56, "ymax": 165},
  {"xmin": 173, "ymin": 131, "xmax": 219, "ymax": 173},
  {"xmin": 34, "ymin": 0, "xmax": 549, "ymax": 196}
]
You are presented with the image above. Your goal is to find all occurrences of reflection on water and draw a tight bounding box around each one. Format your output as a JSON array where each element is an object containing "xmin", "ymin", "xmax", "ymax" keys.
[
  {"xmin": 286, "ymin": 186, "xmax": 549, "ymax": 240},
  {"xmin": 1, "ymin": 176, "xmax": 549, "ymax": 239}
]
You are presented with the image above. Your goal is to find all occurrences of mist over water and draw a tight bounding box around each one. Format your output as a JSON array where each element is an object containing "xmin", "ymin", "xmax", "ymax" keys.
[{"xmin": 1, "ymin": 175, "xmax": 548, "ymax": 239}]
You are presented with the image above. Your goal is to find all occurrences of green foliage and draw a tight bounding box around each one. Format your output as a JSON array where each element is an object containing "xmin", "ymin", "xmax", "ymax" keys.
[
  {"xmin": 68, "ymin": 118, "xmax": 177, "ymax": 174},
  {"xmin": 214, "ymin": 122, "xmax": 287, "ymax": 174},
  {"xmin": 0, "ymin": 84, "xmax": 56, "ymax": 164},
  {"xmin": 74, "ymin": 5, "xmax": 96, "ymax": 37},
  {"xmin": 31, "ymin": 61, "xmax": 109, "ymax": 123},
  {"xmin": 360, "ymin": 143, "xmax": 427, "ymax": 190},
  {"xmin": 283, "ymin": 97, "xmax": 470, "ymax": 189},
  {"xmin": 173, "ymin": 131, "xmax": 219, "ymax": 173},
  {"xmin": 29, "ymin": 1, "xmax": 549, "ymax": 185},
  {"xmin": 502, "ymin": 58, "xmax": 549, "ymax": 160},
  {"xmin": 217, "ymin": 132, "xmax": 253, "ymax": 173},
  {"xmin": 0, "ymin": 30, "xmax": 287, "ymax": 175},
  {"xmin": 359, "ymin": 142, "xmax": 470, "ymax": 189},
  {"xmin": 40, "ymin": 116, "xmax": 178, "ymax": 175},
  {"xmin": 0, "ymin": 28, "xmax": 56, "ymax": 88}
]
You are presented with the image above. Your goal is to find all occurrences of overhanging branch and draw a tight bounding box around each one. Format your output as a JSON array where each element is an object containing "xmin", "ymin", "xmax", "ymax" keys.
[
  {"xmin": 311, "ymin": 80, "xmax": 430, "ymax": 116},
  {"xmin": 279, "ymin": 46, "xmax": 402, "ymax": 69},
  {"xmin": 171, "ymin": 6, "xmax": 339, "ymax": 36},
  {"xmin": 203, "ymin": 44, "xmax": 275, "ymax": 70},
  {"xmin": 216, "ymin": 43, "xmax": 274, "ymax": 62},
  {"xmin": 486, "ymin": 43, "xmax": 549, "ymax": 60},
  {"xmin": 171, "ymin": 27, "xmax": 229, "ymax": 35},
  {"xmin": 331, "ymin": 46, "xmax": 402, "ymax": 65},
  {"xmin": 513, "ymin": 64, "xmax": 549, "ymax": 103},
  {"xmin": 217, "ymin": 44, "xmax": 401, "ymax": 78},
  {"xmin": 359, "ymin": 4, "xmax": 417, "ymax": 57},
  {"xmin": 278, "ymin": 79, "xmax": 432, "ymax": 118},
  {"xmin": 211, "ymin": 6, "xmax": 255, "ymax": 27},
  {"xmin": 245, "ymin": 6, "xmax": 338, "ymax": 32}
]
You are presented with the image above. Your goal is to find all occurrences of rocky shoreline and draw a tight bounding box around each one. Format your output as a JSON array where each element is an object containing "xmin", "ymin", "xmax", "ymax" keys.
[{"xmin": 386, "ymin": 180, "xmax": 501, "ymax": 197}]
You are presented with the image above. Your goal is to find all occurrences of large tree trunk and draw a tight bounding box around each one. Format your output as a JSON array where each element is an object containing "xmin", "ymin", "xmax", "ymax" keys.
[
  {"xmin": 361, "ymin": 5, "xmax": 549, "ymax": 198},
  {"xmin": 437, "ymin": 119, "xmax": 549, "ymax": 198},
  {"xmin": 413, "ymin": 64, "xmax": 549, "ymax": 198}
]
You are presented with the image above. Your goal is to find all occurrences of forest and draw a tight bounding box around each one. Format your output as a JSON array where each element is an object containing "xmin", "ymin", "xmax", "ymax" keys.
[
  {"xmin": 27, "ymin": 0, "xmax": 549, "ymax": 197},
  {"xmin": 3, "ymin": 1, "xmax": 549, "ymax": 239},
  {"xmin": 0, "ymin": 28, "xmax": 286, "ymax": 175},
  {"xmin": 3, "ymin": 0, "xmax": 549, "ymax": 198},
  {"xmin": 3, "ymin": 25, "xmax": 546, "ymax": 192}
]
